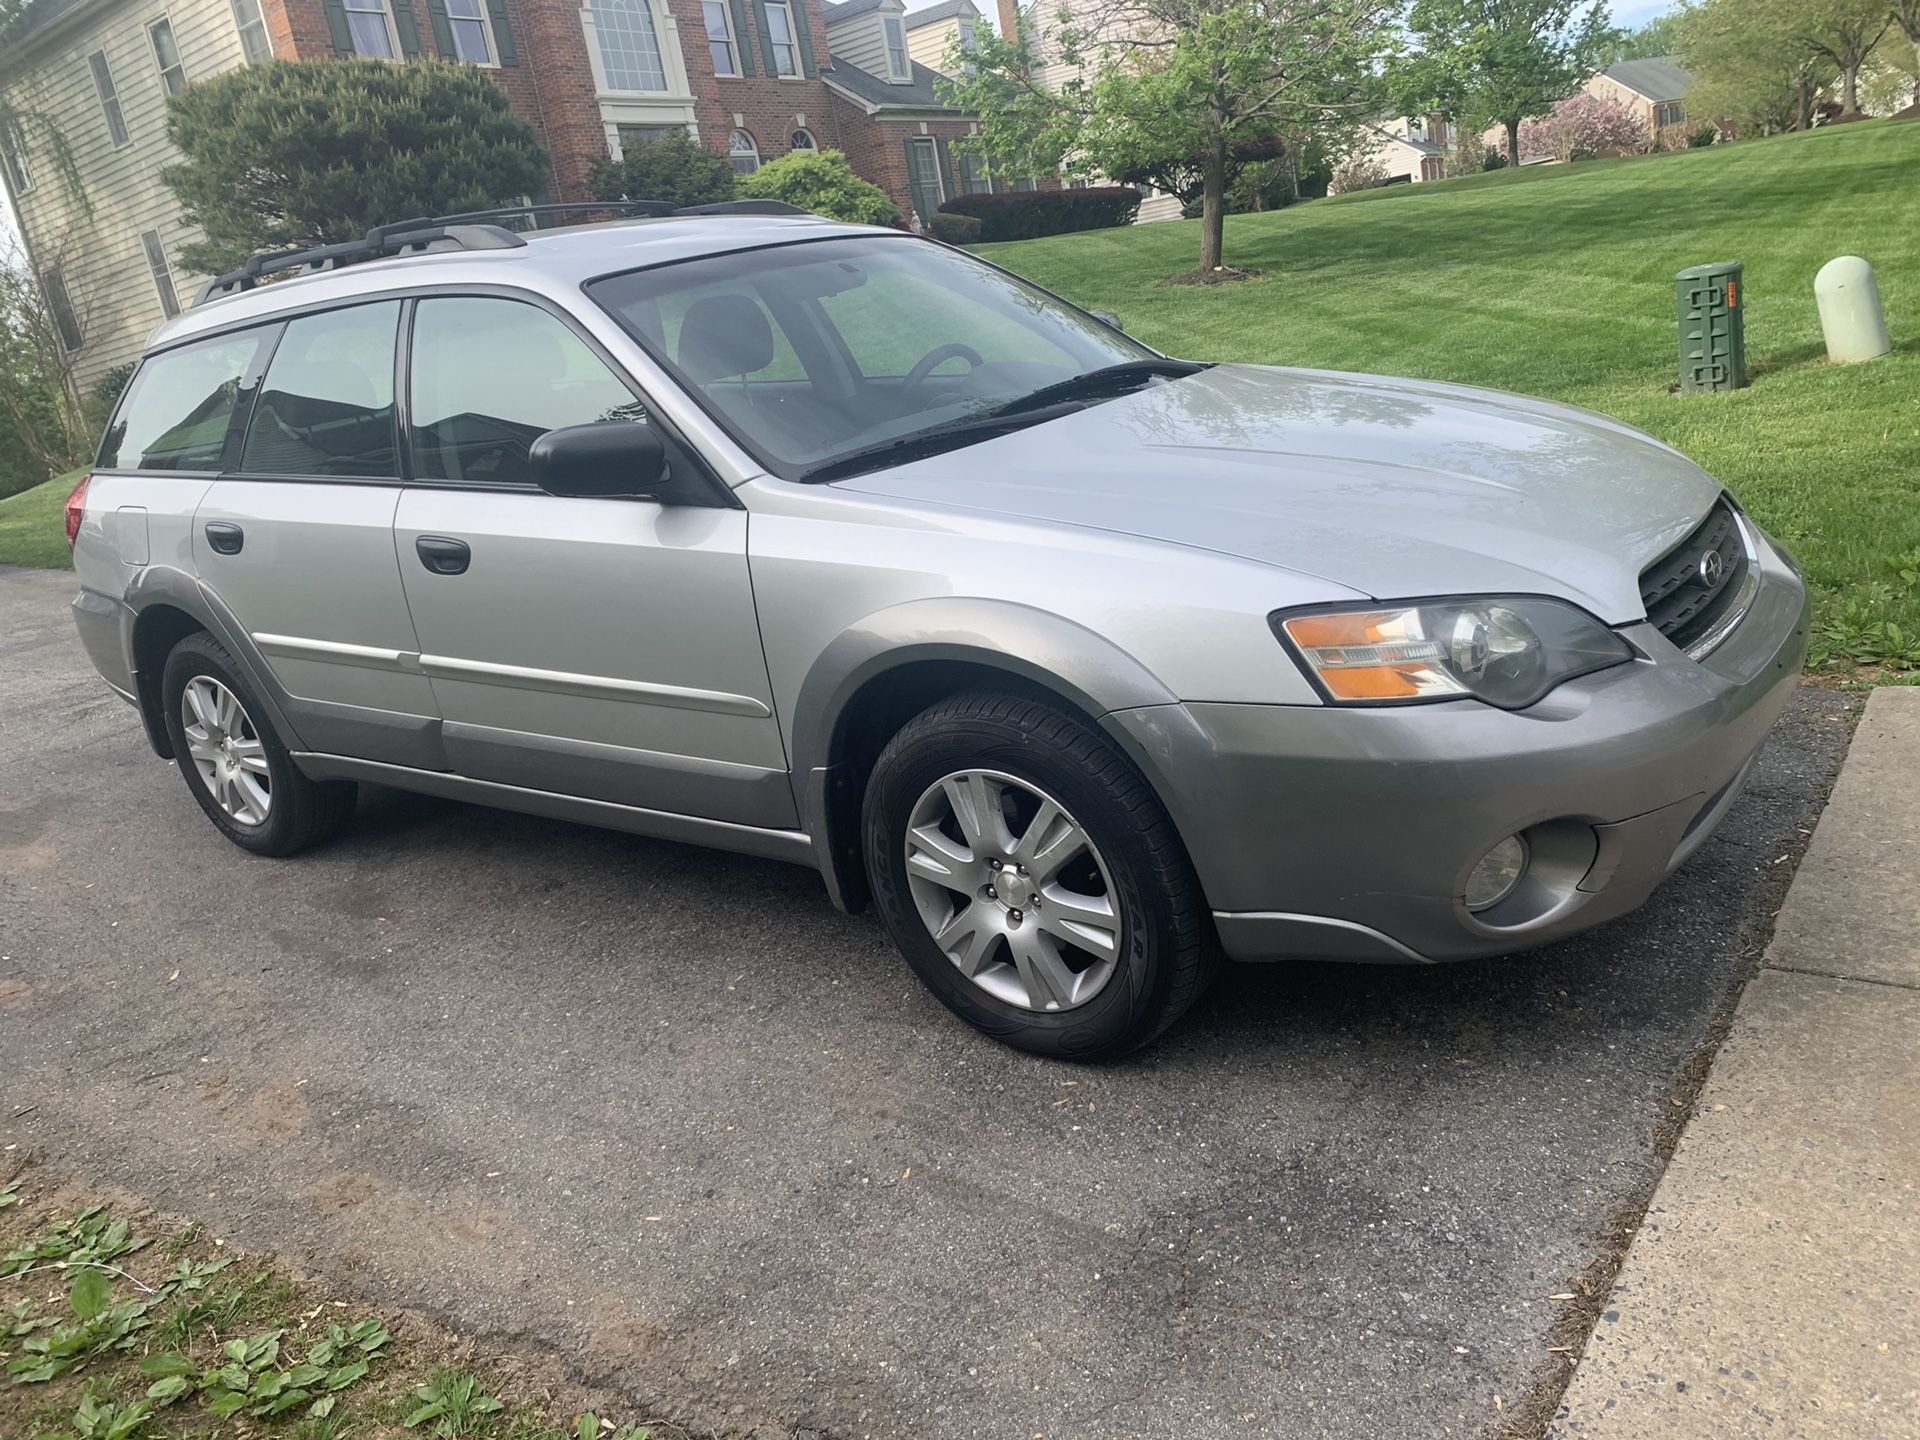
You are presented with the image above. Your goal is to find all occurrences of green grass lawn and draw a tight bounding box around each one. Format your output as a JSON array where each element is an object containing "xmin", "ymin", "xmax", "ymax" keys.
[
  {"xmin": 979, "ymin": 122, "xmax": 1920, "ymax": 672},
  {"xmin": 0, "ymin": 471, "xmax": 80, "ymax": 571}
]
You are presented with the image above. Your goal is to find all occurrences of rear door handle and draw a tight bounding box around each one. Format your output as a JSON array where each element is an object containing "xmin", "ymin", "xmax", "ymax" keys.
[
  {"xmin": 204, "ymin": 521, "xmax": 244, "ymax": 555},
  {"xmin": 414, "ymin": 535, "xmax": 470, "ymax": 575}
]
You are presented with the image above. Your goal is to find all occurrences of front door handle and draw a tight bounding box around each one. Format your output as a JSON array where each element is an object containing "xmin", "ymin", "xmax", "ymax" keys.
[
  {"xmin": 414, "ymin": 535, "xmax": 470, "ymax": 576},
  {"xmin": 204, "ymin": 521, "xmax": 244, "ymax": 555}
]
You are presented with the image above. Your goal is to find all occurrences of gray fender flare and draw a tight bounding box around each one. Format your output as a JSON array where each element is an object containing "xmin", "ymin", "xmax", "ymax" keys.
[
  {"xmin": 787, "ymin": 597, "xmax": 1180, "ymax": 911},
  {"xmin": 123, "ymin": 566, "xmax": 308, "ymax": 759}
]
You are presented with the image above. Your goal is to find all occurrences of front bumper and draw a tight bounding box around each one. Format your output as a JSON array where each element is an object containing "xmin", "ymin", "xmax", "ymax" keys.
[{"xmin": 1105, "ymin": 527, "xmax": 1809, "ymax": 964}]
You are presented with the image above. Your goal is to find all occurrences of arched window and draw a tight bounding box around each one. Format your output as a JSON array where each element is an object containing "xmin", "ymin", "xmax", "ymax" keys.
[
  {"xmin": 729, "ymin": 128, "xmax": 760, "ymax": 175},
  {"xmin": 790, "ymin": 128, "xmax": 817, "ymax": 151}
]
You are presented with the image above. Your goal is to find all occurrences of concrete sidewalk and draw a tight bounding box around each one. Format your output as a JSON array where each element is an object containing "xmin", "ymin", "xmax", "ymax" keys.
[{"xmin": 1553, "ymin": 687, "xmax": 1920, "ymax": 1439}]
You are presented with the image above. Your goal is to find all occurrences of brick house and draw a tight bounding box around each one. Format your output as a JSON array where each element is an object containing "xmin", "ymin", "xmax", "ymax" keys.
[
  {"xmin": 820, "ymin": 0, "xmax": 1028, "ymax": 228},
  {"xmin": 0, "ymin": 0, "xmax": 1004, "ymax": 388}
]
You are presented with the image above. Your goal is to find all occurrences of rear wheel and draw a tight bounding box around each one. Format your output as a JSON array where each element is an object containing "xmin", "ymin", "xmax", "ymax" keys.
[
  {"xmin": 863, "ymin": 691, "xmax": 1214, "ymax": 1059},
  {"xmin": 160, "ymin": 632, "xmax": 356, "ymax": 856}
]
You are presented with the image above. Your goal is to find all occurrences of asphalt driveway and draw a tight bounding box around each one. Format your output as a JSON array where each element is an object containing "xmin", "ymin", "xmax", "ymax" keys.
[{"xmin": 0, "ymin": 564, "xmax": 1856, "ymax": 1439}]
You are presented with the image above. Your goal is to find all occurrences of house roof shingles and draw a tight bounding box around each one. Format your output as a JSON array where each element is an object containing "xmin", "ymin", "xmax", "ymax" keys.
[
  {"xmin": 823, "ymin": 56, "xmax": 955, "ymax": 110},
  {"xmin": 1601, "ymin": 56, "xmax": 1692, "ymax": 103},
  {"xmin": 822, "ymin": 0, "xmax": 891, "ymax": 21}
]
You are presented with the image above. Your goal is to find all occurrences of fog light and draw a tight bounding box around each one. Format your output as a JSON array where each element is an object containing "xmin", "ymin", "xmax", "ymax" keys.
[{"xmin": 1465, "ymin": 835, "xmax": 1528, "ymax": 911}]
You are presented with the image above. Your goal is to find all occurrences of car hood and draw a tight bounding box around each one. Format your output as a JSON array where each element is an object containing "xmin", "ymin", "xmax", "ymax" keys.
[{"xmin": 835, "ymin": 364, "xmax": 1724, "ymax": 623}]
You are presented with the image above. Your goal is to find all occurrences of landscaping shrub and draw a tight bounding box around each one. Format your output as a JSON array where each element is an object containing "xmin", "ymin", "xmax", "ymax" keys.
[
  {"xmin": 1688, "ymin": 123, "xmax": 1720, "ymax": 148},
  {"xmin": 588, "ymin": 130, "xmax": 736, "ymax": 209},
  {"xmin": 92, "ymin": 361, "xmax": 138, "ymax": 411},
  {"xmin": 1329, "ymin": 158, "xmax": 1390, "ymax": 193},
  {"xmin": 737, "ymin": 149, "xmax": 900, "ymax": 225},
  {"xmin": 938, "ymin": 187, "xmax": 1142, "ymax": 242},
  {"xmin": 928, "ymin": 211, "xmax": 985, "ymax": 244}
]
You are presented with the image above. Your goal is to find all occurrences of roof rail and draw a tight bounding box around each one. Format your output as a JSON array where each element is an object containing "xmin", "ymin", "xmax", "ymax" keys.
[
  {"xmin": 193, "ymin": 222, "xmax": 526, "ymax": 306},
  {"xmin": 191, "ymin": 198, "xmax": 814, "ymax": 308}
]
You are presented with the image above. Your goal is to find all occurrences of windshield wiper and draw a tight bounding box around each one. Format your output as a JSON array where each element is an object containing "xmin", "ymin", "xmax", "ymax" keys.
[
  {"xmin": 987, "ymin": 358, "xmax": 1209, "ymax": 419},
  {"xmin": 798, "ymin": 401, "xmax": 1086, "ymax": 484}
]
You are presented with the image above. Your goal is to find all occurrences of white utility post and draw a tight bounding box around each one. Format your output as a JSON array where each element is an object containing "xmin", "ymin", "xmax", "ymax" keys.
[{"xmin": 1814, "ymin": 256, "xmax": 1891, "ymax": 363}]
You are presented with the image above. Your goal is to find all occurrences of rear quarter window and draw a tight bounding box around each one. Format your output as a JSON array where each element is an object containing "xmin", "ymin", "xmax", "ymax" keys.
[{"xmin": 98, "ymin": 332, "xmax": 266, "ymax": 472}]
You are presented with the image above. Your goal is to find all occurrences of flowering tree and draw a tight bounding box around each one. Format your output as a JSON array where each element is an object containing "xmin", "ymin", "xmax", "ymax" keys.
[{"xmin": 1517, "ymin": 91, "xmax": 1650, "ymax": 161}]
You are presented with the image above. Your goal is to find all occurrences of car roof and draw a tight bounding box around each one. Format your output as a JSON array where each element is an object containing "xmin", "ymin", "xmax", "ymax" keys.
[{"xmin": 147, "ymin": 213, "xmax": 891, "ymax": 351}]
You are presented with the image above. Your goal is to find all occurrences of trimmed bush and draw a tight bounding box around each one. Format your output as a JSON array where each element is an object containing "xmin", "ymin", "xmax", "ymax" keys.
[
  {"xmin": 588, "ymin": 130, "xmax": 736, "ymax": 209},
  {"xmin": 928, "ymin": 212, "xmax": 984, "ymax": 245},
  {"xmin": 738, "ymin": 149, "xmax": 900, "ymax": 225},
  {"xmin": 937, "ymin": 187, "xmax": 1142, "ymax": 243}
]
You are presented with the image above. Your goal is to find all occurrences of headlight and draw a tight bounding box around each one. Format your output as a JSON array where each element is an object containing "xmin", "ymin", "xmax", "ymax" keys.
[{"xmin": 1273, "ymin": 597, "xmax": 1633, "ymax": 709}]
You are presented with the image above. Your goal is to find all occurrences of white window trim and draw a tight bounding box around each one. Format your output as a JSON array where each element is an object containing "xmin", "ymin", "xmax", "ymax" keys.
[
  {"xmin": 909, "ymin": 134, "xmax": 945, "ymax": 210},
  {"xmin": 763, "ymin": 0, "xmax": 802, "ymax": 78},
  {"xmin": 729, "ymin": 126, "xmax": 760, "ymax": 173},
  {"xmin": 701, "ymin": 0, "xmax": 739, "ymax": 77},
  {"xmin": 442, "ymin": 0, "xmax": 502, "ymax": 67},
  {"xmin": 342, "ymin": 0, "xmax": 404, "ymax": 60},
  {"xmin": 881, "ymin": 13, "xmax": 909, "ymax": 81},
  {"xmin": 581, "ymin": 0, "xmax": 694, "ymax": 101},
  {"xmin": 790, "ymin": 126, "xmax": 817, "ymax": 150},
  {"xmin": 229, "ymin": 0, "xmax": 272, "ymax": 62},
  {"xmin": 2, "ymin": 132, "xmax": 30, "ymax": 194},
  {"xmin": 141, "ymin": 230, "xmax": 180, "ymax": 319},
  {"xmin": 148, "ymin": 17, "xmax": 187, "ymax": 96},
  {"xmin": 87, "ymin": 49, "xmax": 130, "ymax": 149}
]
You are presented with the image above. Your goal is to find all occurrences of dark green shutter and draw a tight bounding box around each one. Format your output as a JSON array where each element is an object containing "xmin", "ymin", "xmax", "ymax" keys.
[
  {"xmin": 934, "ymin": 138, "xmax": 956, "ymax": 203},
  {"xmin": 391, "ymin": 0, "xmax": 423, "ymax": 56},
  {"xmin": 751, "ymin": 0, "xmax": 776, "ymax": 74},
  {"xmin": 792, "ymin": 2, "xmax": 815, "ymax": 77},
  {"xmin": 727, "ymin": 0, "xmax": 756, "ymax": 74},
  {"xmin": 424, "ymin": 0, "xmax": 455, "ymax": 55},
  {"xmin": 322, "ymin": 0, "xmax": 355, "ymax": 54},
  {"xmin": 485, "ymin": 0, "xmax": 517, "ymax": 63}
]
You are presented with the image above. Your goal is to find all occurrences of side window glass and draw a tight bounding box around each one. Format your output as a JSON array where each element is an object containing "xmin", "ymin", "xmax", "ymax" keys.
[
  {"xmin": 409, "ymin": 297, "xmax": 648, "ymax": 487},
  {"xmin": 97, "ymin": 332, "xmax": 264, "ymax": 471},
  {"xmin": 238, "ymin": 301, "xmax": 400, "ymax": 478}
]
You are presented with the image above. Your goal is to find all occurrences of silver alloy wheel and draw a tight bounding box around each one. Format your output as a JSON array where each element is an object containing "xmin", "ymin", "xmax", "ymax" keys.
[
  {"xmin": 181, "ymin": 675, "xmax": 272, "ymax": 827},
  {"xmin": 903, "ymin": 769, "xmax": 1123, "ymax": 1012}
]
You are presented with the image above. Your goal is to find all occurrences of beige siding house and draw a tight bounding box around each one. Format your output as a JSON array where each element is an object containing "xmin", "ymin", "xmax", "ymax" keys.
[
  {"xmin": 1350, "ymin": 113, "xmax": 1454, "ymax": 188},
  {"xmin": 1584, "ymin": 56, "xmax": 1692, "ymax": 137},
  {"xmin": 2, "ymin": 0, "xmax": 265, "ymax": 391},
  {"xmin": 902, "ymin": 0, "xmax": 978, "ymax": 71}
]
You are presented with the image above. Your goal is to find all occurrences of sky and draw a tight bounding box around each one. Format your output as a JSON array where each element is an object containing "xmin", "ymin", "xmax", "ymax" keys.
[{"xmin": 1, "ymin": 0, "xmax": 1681, "ymax": 254}]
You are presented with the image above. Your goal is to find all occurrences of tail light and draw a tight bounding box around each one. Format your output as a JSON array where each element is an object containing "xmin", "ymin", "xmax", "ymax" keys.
[{"xmin": 64, "ymin": 474, "xmax": 92, "ymax": 550}]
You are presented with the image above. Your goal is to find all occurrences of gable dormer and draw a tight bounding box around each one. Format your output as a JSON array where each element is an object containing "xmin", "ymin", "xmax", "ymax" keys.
[{"xmin": 824, "ymin": 0, "xmax": 913, "ymax": 82}]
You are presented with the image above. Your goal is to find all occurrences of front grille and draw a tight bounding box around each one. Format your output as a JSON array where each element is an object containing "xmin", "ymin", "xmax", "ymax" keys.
[{"xmin": 1638, "ymin": 499, "xmax": 1750, "ymax": 653}]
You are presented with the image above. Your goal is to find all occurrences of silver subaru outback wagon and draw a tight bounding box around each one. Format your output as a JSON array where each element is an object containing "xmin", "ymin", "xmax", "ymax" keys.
[{"xmin": 67, "ymin": 203, "xmax": 1809, "ymax": 1059}]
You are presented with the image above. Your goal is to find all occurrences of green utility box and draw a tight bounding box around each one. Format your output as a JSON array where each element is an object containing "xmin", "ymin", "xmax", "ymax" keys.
[{"xmin": 1675, "ymin": 261, "xmax": 1746, "ymax": 392}]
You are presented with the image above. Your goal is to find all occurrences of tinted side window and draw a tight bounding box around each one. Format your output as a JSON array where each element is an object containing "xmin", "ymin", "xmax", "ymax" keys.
[
  {"xmin": 410, "ymin": 298, "xmax": 647, "ymax": 487},
  {"xmin": 239, "ymin": 301, "xmax": 400, "ymax": 478},
  {"xmin": 98, "ymin": 332, "xmax": 264, "ymax": 471}
]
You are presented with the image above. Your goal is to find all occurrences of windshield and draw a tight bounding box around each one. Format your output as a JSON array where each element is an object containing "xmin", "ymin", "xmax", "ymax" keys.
[{"xmin": 585, "ymin": 235, "xmax": 1157, "ymax": 479}]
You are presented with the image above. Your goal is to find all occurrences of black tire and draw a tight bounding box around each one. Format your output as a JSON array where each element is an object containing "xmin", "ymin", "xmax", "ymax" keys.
[
  {"xmin": 160, "ymin": 631, "xmax": 357, "ymax": 857},
  {"xmin": 863, "ymin": 690, "xmax": 1215, "ymax": 1060}
]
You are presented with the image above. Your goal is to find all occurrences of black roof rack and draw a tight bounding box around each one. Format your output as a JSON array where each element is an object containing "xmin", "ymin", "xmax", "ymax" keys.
[{"xmin": 192, "ymin": 198, "xmax": 813, "ymax": 308}]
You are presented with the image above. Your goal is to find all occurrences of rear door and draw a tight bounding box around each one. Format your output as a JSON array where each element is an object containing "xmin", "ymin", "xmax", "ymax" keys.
[
  {"xmin": 392, "ymin": 294, "xmax": 791, "ymax": 829},
  {"xmin": 192, "ymin": 299, "xmax": 440, "ymax": 767}
]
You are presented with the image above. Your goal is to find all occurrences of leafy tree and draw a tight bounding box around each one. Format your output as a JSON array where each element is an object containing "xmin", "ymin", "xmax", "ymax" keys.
[
  {"xmin": 1897, "ymin": 0, "xmax": 1920, "ymax": 96},
  {"xmin": 0, "ymin": 237, "xmax": 94, "ymax": 482},
  {"xmin": 0, "ymin": 0, "xmax": 87, "ymax": 208},
  {"xmin": 736, "ymin": 149, "xmax": 901, "ymax": 224},
  {"xmin": 1601, "ymin": 12, "xmax": 1683, "ymax": 64},
  {"xmin": 943, "ymin": 0, "xmax": 1395, "ymax": 279},
  {"xmin": 1792, "ymin": 0, "xmax": 1896, "ymax": 115},
  {"xmin": 587, "ymin": 130, "xmax": 737, "ymax": 208},
  {"xmin": 1676, "ymin": 0, "xmax": 1840, "ymax": 133},
  {"xmin": 1394, "ymin": 0, "xmax": 1617, "ymax": 168},
  {"xmin": 163, "ymin": 60, "xmax": 550, "ymax": 274},
  {"xmin": 1517, "ymin": 90, "xmax": 1651, "ymax": 160}
]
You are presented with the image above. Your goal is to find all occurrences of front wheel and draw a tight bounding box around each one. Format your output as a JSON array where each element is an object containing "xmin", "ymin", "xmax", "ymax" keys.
[{"xmin": 863, "ymin": 691, "xmax": 1214, "ymax": 1059}]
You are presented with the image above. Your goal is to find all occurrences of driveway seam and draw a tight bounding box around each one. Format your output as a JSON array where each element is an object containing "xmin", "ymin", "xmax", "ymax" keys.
[{"xmin": 1759, "ymin": 961, "xmax": 1920, "ymax": 992}]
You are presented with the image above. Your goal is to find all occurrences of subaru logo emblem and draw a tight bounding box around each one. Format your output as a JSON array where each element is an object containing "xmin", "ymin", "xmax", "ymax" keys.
[{"xmin": 1696, "ymin": 550, "xmax": 1726, "ymax": 590}]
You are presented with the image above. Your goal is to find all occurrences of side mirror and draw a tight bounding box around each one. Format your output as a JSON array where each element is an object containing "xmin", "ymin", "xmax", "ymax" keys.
[
  {"xmin": 1089, "ymin": 310, "xmax": 1125, "ymax": 333},
  {"xmin": 529, "ymin": 421, "xmax": 669, "ymax": 499}
]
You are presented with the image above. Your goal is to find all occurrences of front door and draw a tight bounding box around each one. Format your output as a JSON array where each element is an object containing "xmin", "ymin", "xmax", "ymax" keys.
[
  {"xmin": 192, "ymin": 299, "xmax": 439, "ymax": 767},
  {"xmin": 392, "ymin": 294, "xmax": 792, "ymax": 830}
]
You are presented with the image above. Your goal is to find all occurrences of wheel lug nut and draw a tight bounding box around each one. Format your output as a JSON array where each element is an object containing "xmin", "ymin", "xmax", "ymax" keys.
[{"xmin": 1009, "ymin": 909, "xmax": 1022, "ymax": 924}]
